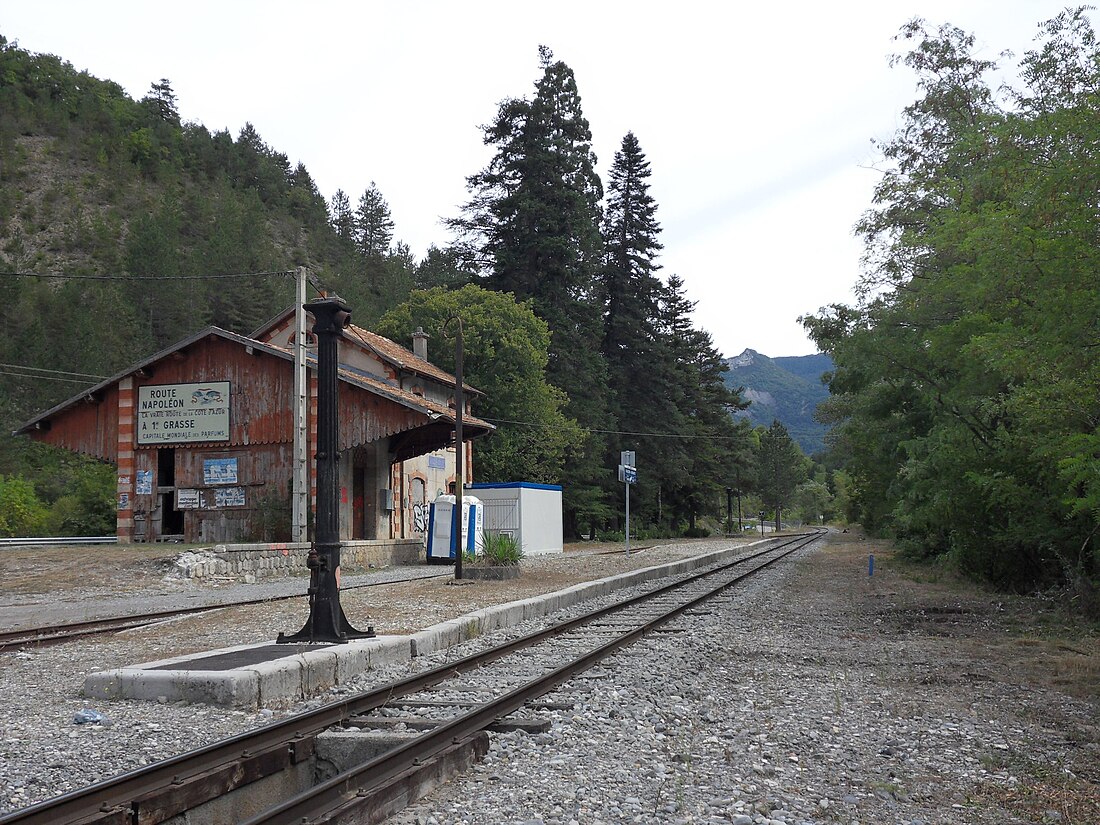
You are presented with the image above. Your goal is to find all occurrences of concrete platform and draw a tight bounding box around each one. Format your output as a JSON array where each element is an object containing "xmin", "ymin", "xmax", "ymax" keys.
[{"xmin": 83, "ymin": 541, "xmax": 761, "ymax": 707}]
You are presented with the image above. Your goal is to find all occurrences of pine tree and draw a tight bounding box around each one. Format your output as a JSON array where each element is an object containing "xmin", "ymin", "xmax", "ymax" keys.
[
  {"xmin": 330, "ymin": 189, "xmax": 355, "ymax": 245},
  {"xmin": 450, "ymin": 47, "xmax": 611, "ymax": 535},
  {"xmin": 598, "ymin": 132, "xmax": 672, "ymax": 525},
  {"xmin": 414, "ymin": 245, "xmax": 473, "ymax": 290},
  {"xmin": 287, "ymin": 162, "xmax": 327, "ymax": 229},
  {"xmin": 655, "ymin": 275, "xmax": 749, "ymax": 530},
  {"xmin": 355, "ymin": 182, "xmax": 394, "ymax": 258},
  {"xmin": 142, "ymin": 78, "xmax": 179, "ymax": 125},
  {"xmin": 756, "ymin": 420, "xmax": 807, "ymax": 529},
  {"xmin": 602, "ymin": 132, "xmax": 662, "ymax": 361}
]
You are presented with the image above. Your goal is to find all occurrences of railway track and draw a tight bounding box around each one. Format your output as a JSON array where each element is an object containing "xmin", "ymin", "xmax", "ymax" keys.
[
  {"xmin": 0, "ymin": 571, "xmax": 452, "ymax": 653},
  {"xmin": 0, "ymin": 530, "xmax": 823, "ymax": 825}
]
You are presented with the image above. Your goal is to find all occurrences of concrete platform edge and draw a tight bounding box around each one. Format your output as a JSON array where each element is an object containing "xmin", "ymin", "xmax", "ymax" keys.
[{"xmin": 83, "ymin": 541, "xmax": 763, "ymax": 707}]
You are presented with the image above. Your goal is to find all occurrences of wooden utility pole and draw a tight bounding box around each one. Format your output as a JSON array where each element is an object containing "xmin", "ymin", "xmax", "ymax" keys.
[{"xmin": 291, "ymin": 266, "xmax": 309, "ymax": 544}]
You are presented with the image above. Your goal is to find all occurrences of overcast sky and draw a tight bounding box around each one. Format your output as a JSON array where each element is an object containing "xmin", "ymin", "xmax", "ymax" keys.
[{"xmin": 3, "ymin": 1, "xmax": 1082, "ymax": 357}]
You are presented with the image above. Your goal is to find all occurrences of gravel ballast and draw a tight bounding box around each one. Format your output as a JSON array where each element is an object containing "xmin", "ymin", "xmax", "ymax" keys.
[{"xmin": 1, "ymin": 533, "xmax": 1096, "ymax": 823}]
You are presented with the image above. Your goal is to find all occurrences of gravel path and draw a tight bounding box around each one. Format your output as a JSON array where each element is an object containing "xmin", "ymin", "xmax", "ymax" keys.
[
  {"xmin": 383, "ymin": 536, "xmax": 1098, "ymax": 825},
  {"xmin": 0, "ymin": 541, "xmax": 723, "ymax": 813},
  {"xmin": 0, "ymin": 564, "xmax": 448, "ymax": 631},
  {"xmin": 0, "ymin": 533, "xmax": 1096, "ymax": 824}
]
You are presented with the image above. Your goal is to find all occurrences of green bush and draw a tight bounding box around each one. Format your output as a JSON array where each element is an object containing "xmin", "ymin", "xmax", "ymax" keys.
[
  {"xmin": 47, "ymin": 472, "xmax": 114, "ymax": 535},
  {"xmin": 0, "ymin": 475, "xmax": 49, "ymax": 537}
]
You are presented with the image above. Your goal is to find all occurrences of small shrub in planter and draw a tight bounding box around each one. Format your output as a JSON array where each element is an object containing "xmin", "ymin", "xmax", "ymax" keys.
[
  {"xmin": 463, "ymin": 531, "xmax": 524, "ymax": 579},
  {"xmin": 480, "ymin": 531, "xmax": 523, "ymax": 565}
]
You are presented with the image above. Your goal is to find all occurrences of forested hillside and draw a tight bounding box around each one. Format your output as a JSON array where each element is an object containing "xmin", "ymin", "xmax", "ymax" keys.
[
  {"xmin": 0, "ymin": 36, "xmax": 422, "ymax": 425},
  {"xmin": 0, "ymin": 37, "xmax": 756, "ymax": 538},
  {"xmin": 724, "ymin": 349, "xmax": 832, "ymax": 455}
]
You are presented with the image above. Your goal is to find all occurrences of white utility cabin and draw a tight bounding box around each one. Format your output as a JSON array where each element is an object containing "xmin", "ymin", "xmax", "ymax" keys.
[{"xmin": 466, "ymin": 482, "xmax": 563, "ymax": 556}]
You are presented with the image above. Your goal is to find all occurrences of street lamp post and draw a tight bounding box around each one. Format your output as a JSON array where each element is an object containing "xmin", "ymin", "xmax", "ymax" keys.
[{"xmin": 279, "ymin": 297, "xmax": 374, "ymax": 644}]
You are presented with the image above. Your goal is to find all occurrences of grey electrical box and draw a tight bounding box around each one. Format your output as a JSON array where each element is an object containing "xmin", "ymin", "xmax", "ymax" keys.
[{"xmin": 380, "ymin": 489, "xmax": 394, "ymax": 511}]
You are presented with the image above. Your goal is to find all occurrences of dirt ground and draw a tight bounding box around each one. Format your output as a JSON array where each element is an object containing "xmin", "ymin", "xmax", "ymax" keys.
[
  {"xmin": 0, "ymin": 538, "xmax": 698, "ymax": 600},
  {"xmin": 807, "ymin": 533, "xmax": 1099, "ymax": 824}
]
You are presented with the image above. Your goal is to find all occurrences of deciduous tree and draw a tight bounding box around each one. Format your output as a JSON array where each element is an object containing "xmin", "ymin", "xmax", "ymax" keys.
[
  {"xmin": 375, "ymin": 285, "xmax": 581, "ymax": 485},
  {"xmin": 803, "ymin": 9, "xmax": 1100, "ymax": 606}
]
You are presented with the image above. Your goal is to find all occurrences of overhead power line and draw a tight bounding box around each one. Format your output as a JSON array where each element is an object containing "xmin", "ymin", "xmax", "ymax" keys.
[
  {"xmin": 1, "ymin": 268, "xmax": 298, "ymax": 282},
  {"xmin": 0, "ymin": 369, "xmax": 103, "ymax": 385},
  {"xmin": 482, "ymin": 416, "xmax": 751, "ymax": 441},
  {"xmin": 0, "ymin": 363, "xmax": 109, "ymax": 379}
]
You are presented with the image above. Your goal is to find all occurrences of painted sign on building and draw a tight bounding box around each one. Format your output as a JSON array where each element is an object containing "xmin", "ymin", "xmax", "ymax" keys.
[
  {"xmin": 203, "ymin": 457, "xmax": 238, "ymax": 485},
  {"xmin": 137, "ymin": 382, "xmax": 230, "ymax": 444},
  {"xmin": 135, "ymin": 470, "xmax": 153, "ymax": 495},
  {"xmin": 177, "ymin": 489, "xmax": 202, "ymax": 509},
  {"xmin": 214, "ymin": 487, "xmax": 245, "ymax": 507}
]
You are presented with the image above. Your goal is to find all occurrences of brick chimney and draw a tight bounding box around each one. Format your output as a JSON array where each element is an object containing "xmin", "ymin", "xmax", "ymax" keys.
[{"xmin": 412, "ymin": 327, "xmax": 429, "ymax": 361}]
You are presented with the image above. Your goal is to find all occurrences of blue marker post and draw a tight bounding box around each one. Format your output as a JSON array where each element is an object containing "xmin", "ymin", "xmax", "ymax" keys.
[{"xmin": 868, "ymin": 553, "xmax": 875, "ymax": 576}]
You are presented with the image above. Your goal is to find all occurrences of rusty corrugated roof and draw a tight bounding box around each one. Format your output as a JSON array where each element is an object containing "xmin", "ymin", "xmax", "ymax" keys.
[
  {"xmin": 251, "ymin": 306, "xmax": 480, "ymax": 396},
  {"xmin": 336, "ymin": 363, "xmax": 493, "ymax": 433},
  {"xmin": 15, "ymin": 327, "xmax": 493, "ymax": 438}
]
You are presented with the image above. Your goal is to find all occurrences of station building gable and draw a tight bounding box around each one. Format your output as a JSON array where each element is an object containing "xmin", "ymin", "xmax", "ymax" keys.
[{"xmin": 15, "ymin": 321, "xmax": 491, "ymax": 545}]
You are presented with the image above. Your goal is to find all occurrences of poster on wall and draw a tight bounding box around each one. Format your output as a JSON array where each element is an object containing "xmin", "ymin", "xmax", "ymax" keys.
[
  {"xmin": 136, "ymin": 470, "xmax": 153, "ymax": 495},
  {"xmin": 177, "ymin": 489, "xmax": 202, "ymax": 509},
  {"xmin": 137, "ymin": 382, "xmax": 230, "ymax": 444},
  {"xmin": 215, "ymin": 487, "xmax": 245, "ymax": 507},
  {"xmin": 203, "ymin": 458, "xmax": 238, "ymax": 485}
]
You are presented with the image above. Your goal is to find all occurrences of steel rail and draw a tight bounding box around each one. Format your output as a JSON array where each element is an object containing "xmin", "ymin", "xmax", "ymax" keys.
[
  {"xmin": 0, "ymin": 572, "xmax": 452, "ymax": 653},
  {"xmin": 0, "ymin": 536, "xmax": 118, "ymax": 547},
  {"xmin": 0, "ymin": 533, "xmax": 820, "ymax": 825},
  {"xmin": 243, "ymin": 531, "xmax": 822, "ymax": 824}
]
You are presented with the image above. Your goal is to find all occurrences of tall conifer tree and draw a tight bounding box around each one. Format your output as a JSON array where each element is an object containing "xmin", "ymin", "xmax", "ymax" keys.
[
  {"xmin": 451, "ymin": 47, "xmax": 611, "ymax": 534},
  {"xmin": 598, "ymin": 132, "xmax": 675, "ymax": 524},
  {"xmin": 355, "ymin": 182, "xmax": 394, "ymax": 258},
  {"xmin": 602, "ymin": 132, "xmax": 662, "ymax": 361},
  {"xmin": 756, "ymin": 420, "xmax": 807, "ymax": 529},
  {"xmin": 655, "ymin": 275, "xmax": 749, "ymax": 529},
  {"xmin": 329, "ymin": 189, "xmax": 354, "ymax": 244}
]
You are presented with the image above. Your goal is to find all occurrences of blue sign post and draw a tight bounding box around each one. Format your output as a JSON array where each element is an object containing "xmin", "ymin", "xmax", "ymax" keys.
[{"xmin": 618, "ymin": 451, "xmax": 637, "ymax": 555}]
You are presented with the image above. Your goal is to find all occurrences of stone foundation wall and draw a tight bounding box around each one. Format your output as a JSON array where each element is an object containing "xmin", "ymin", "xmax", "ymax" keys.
[{"xmin": 173, "ymin": 539, "xmax": 424, "ymax": 580}]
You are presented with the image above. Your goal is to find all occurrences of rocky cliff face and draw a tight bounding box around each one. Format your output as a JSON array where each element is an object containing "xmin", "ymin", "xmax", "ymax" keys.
[{"xmin": 723, "ymin": 349, "xmax": 833, "ymax": 455}]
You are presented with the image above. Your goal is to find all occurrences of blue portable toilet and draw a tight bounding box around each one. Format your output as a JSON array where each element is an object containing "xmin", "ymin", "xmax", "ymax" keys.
[{"xmin": 426, "ymin": 495, "xmax": 484, "ymax": 563}]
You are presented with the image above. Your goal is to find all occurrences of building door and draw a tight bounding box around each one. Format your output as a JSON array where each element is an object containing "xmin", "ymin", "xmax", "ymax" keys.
[
  {"xmin": 410, "ymin": 477, "xmax": 428, "ymax": 536},
  {"xmin": 156, "ymin": 448, "xmax": 184, "ymax": 539},
  {"xmin": 352, "ymin": 470, "xmax": 365, "ymax": 540},
  {"xmin": 160, "ymin": 492, "xmax": 184, "ymax": 537}
]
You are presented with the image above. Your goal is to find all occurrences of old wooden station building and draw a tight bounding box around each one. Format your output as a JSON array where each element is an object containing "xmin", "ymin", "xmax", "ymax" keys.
[{"xmin": 15, "ymin": 306, "xmax": 491, "ymax": 544}]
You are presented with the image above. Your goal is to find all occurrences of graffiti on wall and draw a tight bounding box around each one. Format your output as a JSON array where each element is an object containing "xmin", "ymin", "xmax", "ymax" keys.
[{"xmin": 413, "ymin": 502, "xmax": 429, "ymax": 534}]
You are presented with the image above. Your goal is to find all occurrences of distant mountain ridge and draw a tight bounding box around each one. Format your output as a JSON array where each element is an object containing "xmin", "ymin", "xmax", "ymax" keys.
[{"xmin": 724, "ymin": 349, "xmax": 833, "ymax": 455}]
